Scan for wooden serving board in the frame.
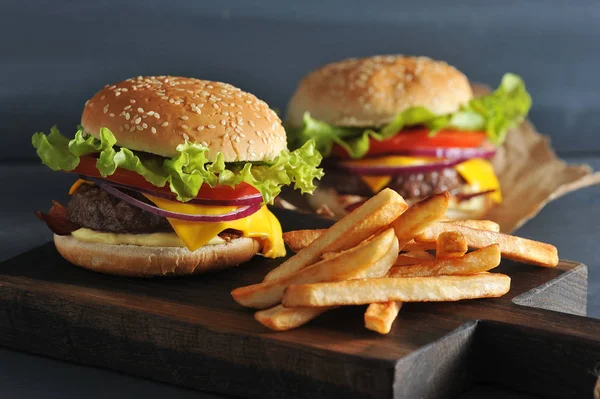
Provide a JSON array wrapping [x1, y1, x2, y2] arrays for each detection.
[[0, 208, 598, 399]]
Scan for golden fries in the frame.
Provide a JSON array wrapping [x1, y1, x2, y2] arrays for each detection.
[[232, 228, 399, 309], [416, 225, 558, 267], [282, 229, 324, 253], [234, 188, 559, 333], [440, 219, 500, 232], [254, 305, 331, 331], [282, 274, 511, 307], [392, 192, 449, 245], [402, 240, 436, 252], [388, 244, 500, 278], [364, 301, 402, 334], [264, 188, 407, 281], [436, 231, 468, 259]]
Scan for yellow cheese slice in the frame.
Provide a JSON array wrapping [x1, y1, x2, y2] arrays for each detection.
[[142, 194, 285, 258], [69, 179, 93, 194], [454, 159, 502, 203], [345, 155, 502, 203]]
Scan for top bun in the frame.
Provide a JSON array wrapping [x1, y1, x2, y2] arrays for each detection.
[[286, 55, 473, 128], [81, 76, 287, 161]]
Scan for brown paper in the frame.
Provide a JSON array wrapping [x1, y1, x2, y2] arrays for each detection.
[[486, 120, 600, 232], [276, 85, 600, 233]]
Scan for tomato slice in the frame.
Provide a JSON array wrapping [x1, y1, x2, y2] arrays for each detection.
[[70, 155, 260, 200], [332, 128, 488, 158]]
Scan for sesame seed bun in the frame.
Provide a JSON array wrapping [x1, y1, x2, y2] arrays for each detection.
[[286, 55, 473, 128], [81, 76, 286, 162], [54, 234, 261, 277]]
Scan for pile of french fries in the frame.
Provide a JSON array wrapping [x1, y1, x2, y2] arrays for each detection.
[[231, 188, 559, 334]]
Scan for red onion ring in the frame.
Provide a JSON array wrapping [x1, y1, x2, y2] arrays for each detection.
[[333, 158, 468, 176], [80, 175, 263, 206], [391, 146, 496, 159], [91, 178, 261, 222]]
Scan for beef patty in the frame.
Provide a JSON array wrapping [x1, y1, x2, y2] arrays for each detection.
[[320, 167, 465, 200], [67, 184, 241, 240], [67, 184, 172, 234]]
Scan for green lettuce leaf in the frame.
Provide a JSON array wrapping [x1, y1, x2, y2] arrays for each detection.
[[288, 73, 531, 158], [32, 127, 323, 204]]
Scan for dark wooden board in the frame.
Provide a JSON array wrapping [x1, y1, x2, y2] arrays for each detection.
[[0, 208, 598, 399]]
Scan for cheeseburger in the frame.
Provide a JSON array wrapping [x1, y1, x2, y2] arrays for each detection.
[[32, 76, 323, 277], [286, 55, 531, 219]]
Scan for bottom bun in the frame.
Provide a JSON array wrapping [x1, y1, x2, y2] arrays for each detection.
[[54, 234, 260, 277], [306, 186, 494, 220]]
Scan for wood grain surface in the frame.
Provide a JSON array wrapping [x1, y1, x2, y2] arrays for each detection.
[[0, 208, 598, 399]]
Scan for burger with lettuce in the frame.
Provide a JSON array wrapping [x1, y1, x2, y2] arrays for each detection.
[[32, 76, 323, 277], [286, 55, 531, 219]]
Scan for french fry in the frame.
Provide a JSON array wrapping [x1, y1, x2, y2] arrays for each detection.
[[364, 301, 402, 334], [231, 229, 399, 309], [255, 305, 332, 331], [415, 225, 559, 267], [282, 229, 325, 253], [402, 240, 436, 252], [283, 218, 498, 254], [436, 231, 468, 259], [387, 244, 500, 278], [282, 274, 511, 307], [391, 192, 450, 246], [394, 255, 428, 267], [264, 188, 407, 281], [404, 250, 434, 260], [440, 219, 500, 232]]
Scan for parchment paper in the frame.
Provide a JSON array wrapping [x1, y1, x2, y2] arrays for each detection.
[[276, 85, 600, 233]]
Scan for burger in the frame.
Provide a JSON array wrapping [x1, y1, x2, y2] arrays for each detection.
[[32, 76, 323, 277], [285, 55, 531, 219]]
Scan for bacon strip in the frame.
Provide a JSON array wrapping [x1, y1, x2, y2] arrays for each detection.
[[34, 201, 80, 235]]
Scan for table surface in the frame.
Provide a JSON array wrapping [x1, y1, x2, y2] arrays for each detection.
[[1, 159, 598, 399]]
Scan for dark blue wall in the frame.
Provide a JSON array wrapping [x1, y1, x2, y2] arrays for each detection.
[[2, 0, 599, 160]]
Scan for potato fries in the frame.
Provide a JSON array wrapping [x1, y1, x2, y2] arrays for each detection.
[[392, 192, 449, 245], [234, 188, 558, 334], [364, 302, 402, 334], [265, 188, 407, 281], [254, 305, 331, 331], [282, 274, 511, 307], [388, 244, 500, 278], [232, 228, 399, 309], [416, 225, 558, 267], [436, 231, 468, 259]]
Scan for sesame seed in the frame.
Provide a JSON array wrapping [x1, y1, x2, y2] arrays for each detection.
[[249, 139, 255, 144], [251, 152, 257, 157], [115, 92, 121, 96], [181, 125, 189, 129], [208, 124, 216, 129], [161, 122, 169, 127], [151, 127, 157, 134], [181, 116, 189, 120], [147, 111, 154, 116], [137, 107, 144, 113], [183, 133, 190, 140], [248, 121, 255, 127], [213, 104, 219, 109], [109, 113, 115, 117], [124, 105, 131, 110], [220, 120, 226, 125], [136, 125, 143, 131], [125, 113, 131, 120], [129, 127, 135, 132], [134, 117, 141, 124], [130, 99, 136, 104], [142, 123, 148, 129], [197, 126, 204, 131]]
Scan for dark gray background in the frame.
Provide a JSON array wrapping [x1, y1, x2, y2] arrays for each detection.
[[1, 1, 599, 398]]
